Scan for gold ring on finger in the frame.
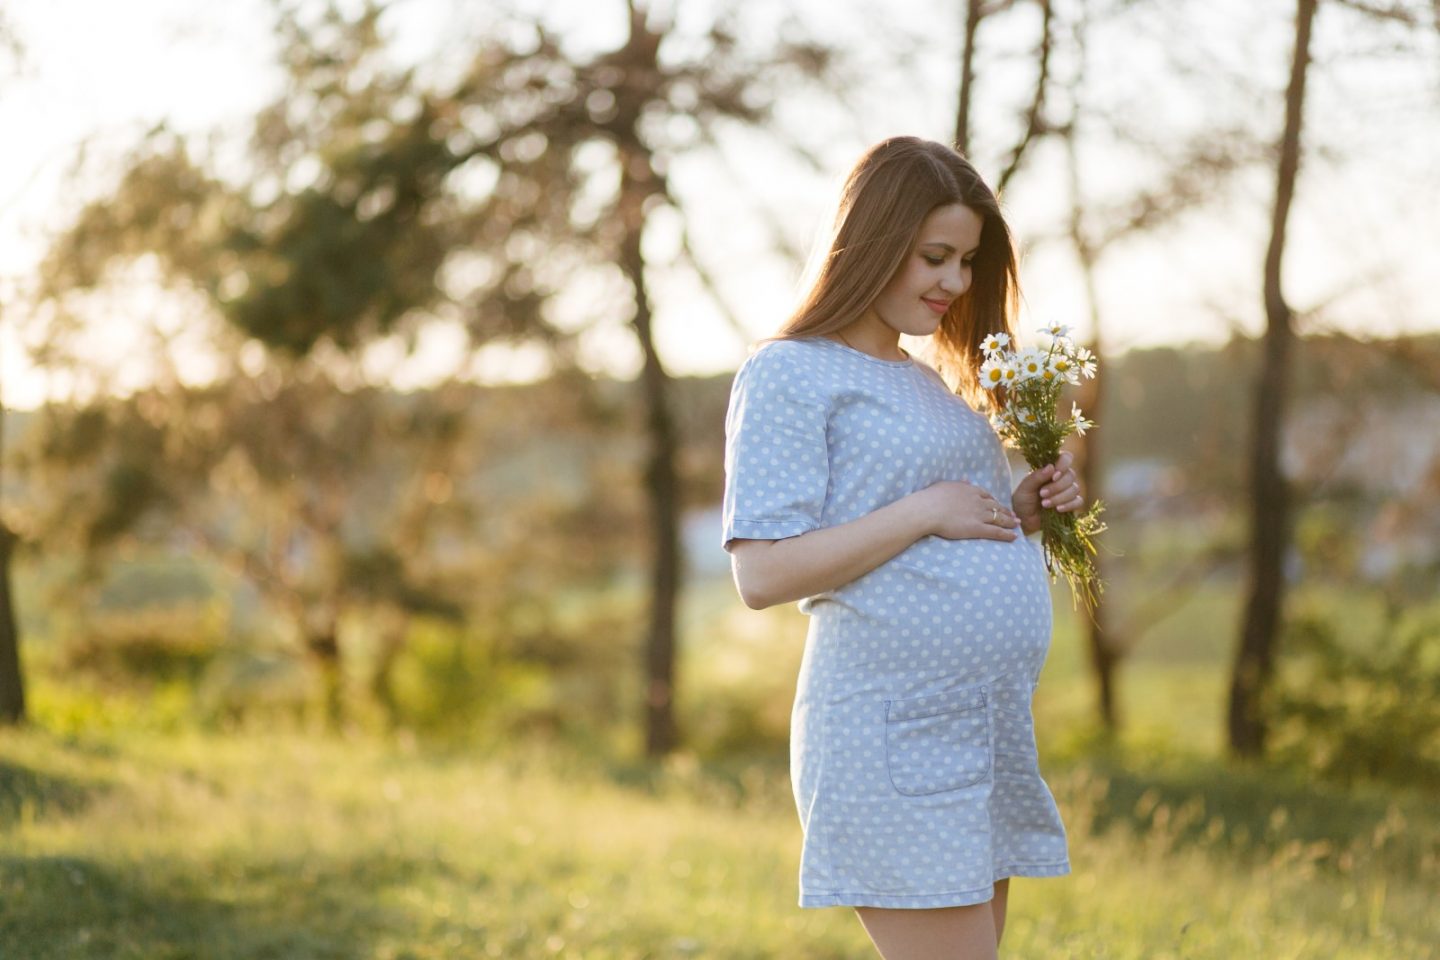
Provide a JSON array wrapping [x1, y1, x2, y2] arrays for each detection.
[[990, 506, 998, 522]]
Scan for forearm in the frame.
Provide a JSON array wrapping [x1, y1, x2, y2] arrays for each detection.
[[731, 495, 931, 610]]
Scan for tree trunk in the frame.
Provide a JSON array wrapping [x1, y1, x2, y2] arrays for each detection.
[[619, 171, 681, 760], [0, 523, 23, 726], [1064, 119, 1119, 733], [1072, 266, 1117, 732], [0, 394, 24, 726], [305, 620, 344, 730], [1075, 357, 1117, 731], [954, 0, 985, 153], [617, 4, 681, 760], [1228, 0, 1316, 759], [368, 608, 409, 729]]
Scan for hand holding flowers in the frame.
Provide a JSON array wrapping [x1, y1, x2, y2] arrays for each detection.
[[980, 324, 1107, 612]]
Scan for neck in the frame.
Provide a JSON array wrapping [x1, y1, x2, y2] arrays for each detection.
[[837, 324, 908, 362]]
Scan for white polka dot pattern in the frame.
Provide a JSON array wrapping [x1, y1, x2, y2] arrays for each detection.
[[720, 336, 1071, 909], [884, 684, 990, 796]]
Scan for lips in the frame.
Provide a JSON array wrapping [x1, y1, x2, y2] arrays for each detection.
[[921, 297, 950, 315]]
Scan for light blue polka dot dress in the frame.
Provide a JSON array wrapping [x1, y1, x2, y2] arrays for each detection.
[[720, 336, 1071, 909]]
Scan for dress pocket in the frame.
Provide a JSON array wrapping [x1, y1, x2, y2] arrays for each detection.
[[883, 684, 991, 797]]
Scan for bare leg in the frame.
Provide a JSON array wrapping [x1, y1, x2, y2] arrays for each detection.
[[990, 878, 1010, 947], [854, 902, 998, 960]]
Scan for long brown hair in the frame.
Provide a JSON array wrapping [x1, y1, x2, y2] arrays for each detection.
[[759, 136, 1019, 411]]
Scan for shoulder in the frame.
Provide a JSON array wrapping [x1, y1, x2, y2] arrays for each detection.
[[742, 336, 823, 369], [734, 337, 828, 386], [913, 356, 950, 390]]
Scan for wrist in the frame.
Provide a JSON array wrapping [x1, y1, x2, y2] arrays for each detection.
[[895, 490, 937, 540]]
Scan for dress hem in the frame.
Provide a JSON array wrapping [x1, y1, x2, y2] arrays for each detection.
[[797, 859, 1071, 909]]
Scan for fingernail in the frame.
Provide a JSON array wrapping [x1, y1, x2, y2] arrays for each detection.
[[1042, 499, 1051, 507]]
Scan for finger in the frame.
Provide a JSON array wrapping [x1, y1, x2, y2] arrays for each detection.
[[1039, 472, 1073, 498], [981, 502, 1017, 522], [1051, 468, 1076, 486], [1041, 483, 1080, 508]]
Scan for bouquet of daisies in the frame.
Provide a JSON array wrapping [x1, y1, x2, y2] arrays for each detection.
[[979, 323, 1107, 612]]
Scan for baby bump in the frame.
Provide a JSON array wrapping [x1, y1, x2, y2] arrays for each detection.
[[861, 535, 1054, 668]]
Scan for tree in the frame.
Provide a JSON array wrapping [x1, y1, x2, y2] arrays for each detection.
[[0, 9, 26, 725], [1228, 0, 1439, 756], [29, 0, 838, 752], [1226, 0, 1317, 758], [15, 363, 475, 726]]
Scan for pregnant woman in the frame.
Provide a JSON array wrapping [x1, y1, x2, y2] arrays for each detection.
[[720, 136, 1086, 960]]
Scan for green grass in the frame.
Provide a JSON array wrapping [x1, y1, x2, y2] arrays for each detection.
[[3, 556, 1437, 957], [2, 715, 1437, 959]]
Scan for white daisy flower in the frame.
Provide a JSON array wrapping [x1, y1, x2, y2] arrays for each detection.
[[1049, 355, 1081, 385], [980, 331, 1011, 355], [1016, 348, 1045, 381], [1038, 322, 1071, 339], [979, 356, 1007, 390], [1000, 363, 1018, 385], [1015, 406, 1039, 426], [1070, 401, 1094, 436], [1073, 346, 1098, 378]]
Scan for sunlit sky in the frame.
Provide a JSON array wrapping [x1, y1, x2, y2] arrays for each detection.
[[1, 0, 1437, 409]]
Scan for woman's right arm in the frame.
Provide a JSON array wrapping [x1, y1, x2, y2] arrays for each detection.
[[727, 481, 1020, 610]]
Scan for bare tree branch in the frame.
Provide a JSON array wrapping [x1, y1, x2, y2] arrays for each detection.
[[996, 0, 1053, 194], [956, 0, 985, 152], [1330, 0, 1425, 25]]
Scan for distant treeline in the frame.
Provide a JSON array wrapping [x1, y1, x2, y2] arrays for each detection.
[[8, 332, 1434, 512]]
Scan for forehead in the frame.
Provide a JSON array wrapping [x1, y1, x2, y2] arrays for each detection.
[[915, 203, 983, 248]]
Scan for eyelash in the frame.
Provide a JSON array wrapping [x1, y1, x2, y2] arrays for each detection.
[[924, 256, 974, 267]]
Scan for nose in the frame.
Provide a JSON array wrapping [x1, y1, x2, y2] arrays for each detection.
[[938, 262, 968, 296]]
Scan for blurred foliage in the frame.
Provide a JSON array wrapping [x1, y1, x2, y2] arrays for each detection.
[[7, 328, 1438, 734], [56, 602, 228, 690], [35, 0, 838, 363], [1267, 601, 1440, 791]]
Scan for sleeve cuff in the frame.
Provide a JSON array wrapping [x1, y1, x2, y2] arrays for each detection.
[[721, 517, 818, 551]]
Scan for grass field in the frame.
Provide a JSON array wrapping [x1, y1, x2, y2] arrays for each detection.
[[2, 563, 1437, 958], [2, 697, 1437, 957]]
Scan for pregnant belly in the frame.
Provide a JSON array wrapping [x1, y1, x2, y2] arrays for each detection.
[[806, 532, 1054, 682], [891, 532, 1051, 596], [881, 534, 1052, 661], [804, 533, 1055, 699]]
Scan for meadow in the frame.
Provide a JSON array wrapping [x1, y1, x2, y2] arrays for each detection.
[[2, 562, 1437, 959]]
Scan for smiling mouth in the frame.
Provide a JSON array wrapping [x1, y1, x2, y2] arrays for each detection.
[[922, 298, 950, 313]]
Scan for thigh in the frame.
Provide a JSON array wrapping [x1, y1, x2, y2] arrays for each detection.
[[854, 902, 998, 960], [990, 878, 1010, 945]]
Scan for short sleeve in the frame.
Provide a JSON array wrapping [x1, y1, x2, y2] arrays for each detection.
[[720, 345, 832, 553]]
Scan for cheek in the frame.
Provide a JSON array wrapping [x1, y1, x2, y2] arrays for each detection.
[[878, 262, 922, 303], [898, 260, 937, 295]]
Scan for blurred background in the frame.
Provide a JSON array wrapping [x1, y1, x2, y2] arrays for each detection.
[[0, 1, 1437, 957]]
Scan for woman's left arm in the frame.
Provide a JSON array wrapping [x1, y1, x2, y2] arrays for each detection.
[[1012, 449, 1085, 536]]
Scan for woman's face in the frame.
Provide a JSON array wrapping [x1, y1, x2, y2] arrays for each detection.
[[865, 202, 983, 337]]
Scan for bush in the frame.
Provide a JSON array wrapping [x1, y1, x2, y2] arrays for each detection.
[[1267, 603, 1440, 790], [56, 602, 229, 689]]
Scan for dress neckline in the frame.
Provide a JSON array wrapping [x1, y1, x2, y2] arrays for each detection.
[[812, 335, 915, 367]]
